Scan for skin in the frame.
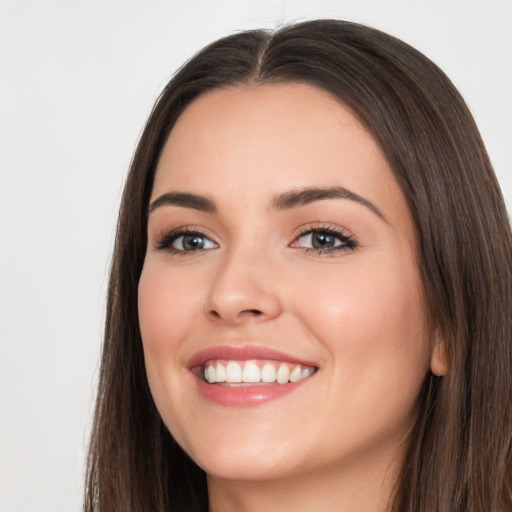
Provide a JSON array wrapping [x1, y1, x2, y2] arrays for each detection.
[[138, 83, 445, 512]]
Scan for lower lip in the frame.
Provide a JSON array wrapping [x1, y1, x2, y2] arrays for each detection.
[[193, 374, 312, 407]]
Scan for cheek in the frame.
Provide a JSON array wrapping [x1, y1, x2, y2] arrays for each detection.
[[292, 257, 430, 393], [137, 261, 203, 443], [138, 261, 203, 353], [291, 259, 430, 450], [137, 262, 200, 404], [297, 258, 423, 330]]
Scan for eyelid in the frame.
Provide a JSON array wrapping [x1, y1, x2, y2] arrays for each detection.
[[290, 222, 358, 253], [152, 222, 357, 255], [153, 225, 219, 253]]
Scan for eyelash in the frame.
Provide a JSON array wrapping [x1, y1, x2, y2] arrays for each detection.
[[293, 224, 358, 255], [154, 223, 358, 256], [154, 227, 214, 254]]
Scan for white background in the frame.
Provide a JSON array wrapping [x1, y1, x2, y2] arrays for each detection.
[[0, 1, 510, 511]]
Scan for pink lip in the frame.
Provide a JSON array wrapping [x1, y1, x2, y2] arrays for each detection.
[[187, 345, 316, 368], [188, 345, 318, 408], [194, 377, 312, 407]]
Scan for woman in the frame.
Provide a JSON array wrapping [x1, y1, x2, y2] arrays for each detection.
[[84, 19, 512, 512]]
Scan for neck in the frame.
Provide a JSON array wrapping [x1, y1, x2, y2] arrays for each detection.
[[207, 444, 402, 512]]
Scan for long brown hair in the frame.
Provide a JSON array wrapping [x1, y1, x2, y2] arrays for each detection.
[[85, 19, 512, 512]]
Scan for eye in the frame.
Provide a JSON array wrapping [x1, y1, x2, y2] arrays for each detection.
[[296, 232, 341, 249], [155, 229, 218, 253], [173, 233, 217, 251], [291, 226, 357, 254]]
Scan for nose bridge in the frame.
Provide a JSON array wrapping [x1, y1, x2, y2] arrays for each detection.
[[206, 238, 282, 324]]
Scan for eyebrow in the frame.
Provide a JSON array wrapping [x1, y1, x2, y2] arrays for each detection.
[[149, 186, 386, 222], [149, 192, 217, 214], [271, 186, 387, 222]]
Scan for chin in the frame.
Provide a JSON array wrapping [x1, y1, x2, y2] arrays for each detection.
[[173, 422, 309, 482], [197, 449, 300, 482]]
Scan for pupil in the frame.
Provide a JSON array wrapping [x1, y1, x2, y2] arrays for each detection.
[[312, 233, 335, 248], [184, 235, 204, 250]]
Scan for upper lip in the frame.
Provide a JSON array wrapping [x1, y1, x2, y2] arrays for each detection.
[[187, 345, 317, 369]]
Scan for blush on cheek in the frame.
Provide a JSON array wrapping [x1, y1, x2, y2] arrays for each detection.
[[138, 267, 179, 355], [301, 263, 427, 367]]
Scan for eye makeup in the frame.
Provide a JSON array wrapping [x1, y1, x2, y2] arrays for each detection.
[[153, 221, 358, 257], [290, 223, 358, 255]]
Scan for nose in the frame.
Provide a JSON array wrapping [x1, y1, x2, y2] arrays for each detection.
[[205, 248, 283, 326]]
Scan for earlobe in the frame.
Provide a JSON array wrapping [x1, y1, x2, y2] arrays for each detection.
[[430, 337, 449, 376]]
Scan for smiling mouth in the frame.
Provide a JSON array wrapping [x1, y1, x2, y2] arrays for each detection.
[[201, 359, 317, 385]]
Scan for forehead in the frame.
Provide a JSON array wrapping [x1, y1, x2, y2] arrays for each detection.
[[153, 83, 410, 231]]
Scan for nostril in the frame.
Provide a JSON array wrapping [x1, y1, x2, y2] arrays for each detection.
[[240, 309, 263, 316], [208, 308, 262, 322]]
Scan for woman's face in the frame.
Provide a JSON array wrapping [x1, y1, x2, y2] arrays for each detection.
[[138, 83, 438, 482]]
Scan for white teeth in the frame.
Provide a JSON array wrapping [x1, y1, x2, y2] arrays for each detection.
[[261, 363, 276, 382], [207, 363, 216, 383], [289, 365, 302, 383], [276, 363, 290, 384], [243, 361, 261, 383], [216, 362, 226, 382], [301, 366, 315, 379], [202, 360, 316, 385], [225, 361, 242, 382]]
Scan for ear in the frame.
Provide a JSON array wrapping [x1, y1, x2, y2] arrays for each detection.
[[430, 335, 449, 376]]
